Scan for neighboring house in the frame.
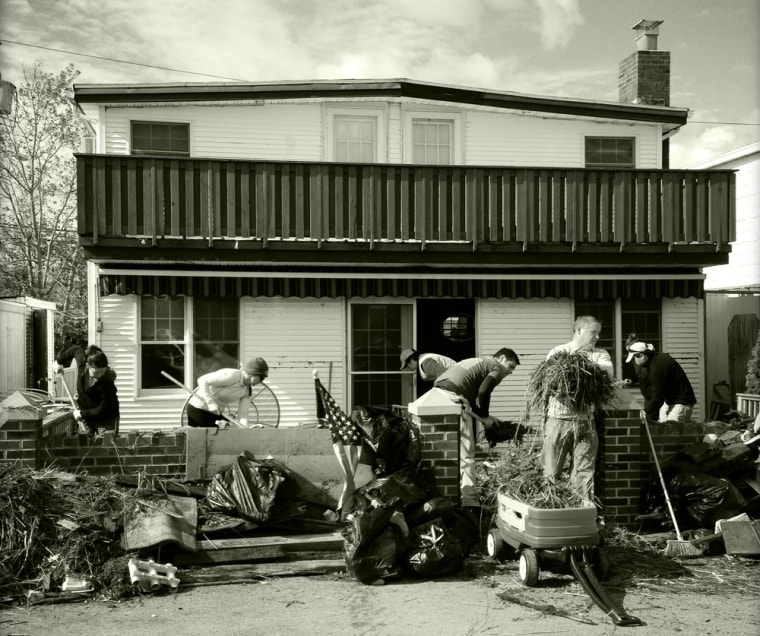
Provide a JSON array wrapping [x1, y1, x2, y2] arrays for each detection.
[[72, 23, 734, 429], [692, 142, 760, 403], [0, 297, 56, 395]]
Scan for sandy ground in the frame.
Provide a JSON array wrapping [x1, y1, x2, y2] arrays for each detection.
[[3, 550, 759, 636]]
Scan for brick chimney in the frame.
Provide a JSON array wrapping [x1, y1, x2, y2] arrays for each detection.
[[618, 19, 670, 106]]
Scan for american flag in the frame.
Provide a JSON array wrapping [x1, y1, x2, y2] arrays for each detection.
[[315, 376, 365, 514]]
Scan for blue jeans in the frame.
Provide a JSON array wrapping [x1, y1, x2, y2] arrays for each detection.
[[541, 415, 598, 504]]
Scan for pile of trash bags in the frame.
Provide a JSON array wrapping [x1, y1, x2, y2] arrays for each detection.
[[341, 406, 479, 584]]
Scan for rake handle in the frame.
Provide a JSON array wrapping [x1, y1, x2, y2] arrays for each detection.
[[640, 410, 684, 540]]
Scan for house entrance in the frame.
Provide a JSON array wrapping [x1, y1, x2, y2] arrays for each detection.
[[415, 299, 476, 397]]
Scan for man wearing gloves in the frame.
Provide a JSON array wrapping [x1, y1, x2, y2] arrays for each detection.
[[625, 334, 695, 424], [187, 357, 270, 428]]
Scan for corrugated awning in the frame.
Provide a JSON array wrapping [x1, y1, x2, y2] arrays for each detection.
[[99, 274, 703, 300]]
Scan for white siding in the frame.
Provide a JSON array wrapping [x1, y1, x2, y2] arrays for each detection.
[[101, 99, 663, 169], [478, 298, 574, 422], [99, 294, 188, 429], [241, 297, 345, 427], [105, 104, 324, 160], [466, 111, 660, 168], [662, 297, 705, 420]]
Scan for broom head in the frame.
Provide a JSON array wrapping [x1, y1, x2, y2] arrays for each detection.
[[663, 538, 703, 558]]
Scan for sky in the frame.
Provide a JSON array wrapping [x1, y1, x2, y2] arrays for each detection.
[[0, 0, 757, 168]]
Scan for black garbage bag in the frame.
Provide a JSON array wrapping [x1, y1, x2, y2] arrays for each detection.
[[343, 507, 404, 584], [351, 406, 421, 476], [669, 472, 749, 528], [405, 517, 465, 578], [206, 451, 284, 523], [358, 464, 434, 512]]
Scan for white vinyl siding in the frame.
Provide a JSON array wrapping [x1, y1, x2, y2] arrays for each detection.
[[101, 100, 663, 168], [466, 110, 660, 168], [99, 295, 190, 429], [662, 297, 705, 420], [478, 298, 574, 421], [105, 104, 324, 160], [241, 297, 345, 427]]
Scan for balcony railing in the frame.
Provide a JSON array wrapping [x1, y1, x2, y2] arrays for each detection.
[[77, 155, 735, 252]]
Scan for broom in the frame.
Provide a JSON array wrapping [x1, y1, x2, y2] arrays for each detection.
[[639, 410, 702, 558]]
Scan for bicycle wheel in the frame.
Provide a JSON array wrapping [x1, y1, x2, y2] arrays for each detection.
[[244, 383, 280, 428], [180, 384, 280, 428]]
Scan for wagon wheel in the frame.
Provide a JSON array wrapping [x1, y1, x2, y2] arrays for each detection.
[[486, 528, 509, 563], [180, 384, 280, 428], [519, 549, 540, 587]]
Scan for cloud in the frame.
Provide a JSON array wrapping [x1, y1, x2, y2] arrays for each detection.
[[532, 0, 584, 50]]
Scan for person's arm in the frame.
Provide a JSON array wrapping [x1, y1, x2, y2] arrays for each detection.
[[643, 362, 667, 420], [593, 349, 614, 378], [474, 372, 501, 417]]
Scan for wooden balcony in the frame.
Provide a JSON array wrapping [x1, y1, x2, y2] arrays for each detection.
[[76, 155, 735, 266]]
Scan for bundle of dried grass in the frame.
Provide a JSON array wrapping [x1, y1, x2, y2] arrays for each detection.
[[524, 350, 616, 420], [477, 445, 585, 509]]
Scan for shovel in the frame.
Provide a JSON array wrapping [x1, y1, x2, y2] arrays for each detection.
[[60, 379, 89, 434]]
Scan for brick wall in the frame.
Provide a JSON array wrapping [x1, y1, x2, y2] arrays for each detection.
[[599, 411, 708, 526], [0, 410, 186, 478], [2, 406, 715, 528]]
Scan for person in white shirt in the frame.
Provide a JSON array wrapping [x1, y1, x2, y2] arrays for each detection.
[[188, 357, 269, 428], [541, 316, 613, 505], [399, 349, 456, 381]]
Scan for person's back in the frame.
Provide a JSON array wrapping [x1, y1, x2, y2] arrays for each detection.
[[435, 357, 508, 408], [417, 352, 456, 382]]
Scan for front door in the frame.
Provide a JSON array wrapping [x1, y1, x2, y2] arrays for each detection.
[[415, 299, 476, 396]]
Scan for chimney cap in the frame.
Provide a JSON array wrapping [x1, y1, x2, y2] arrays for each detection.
[[632, 19, 663, 35]]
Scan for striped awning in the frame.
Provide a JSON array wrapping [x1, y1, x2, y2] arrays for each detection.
[[99, 274, 703, 300]]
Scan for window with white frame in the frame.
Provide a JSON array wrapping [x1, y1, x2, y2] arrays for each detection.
[[350, 302, 414, 408], [412, 119, 453, 164], [139, 296, 239, 390], [584, 137, 635, 168]]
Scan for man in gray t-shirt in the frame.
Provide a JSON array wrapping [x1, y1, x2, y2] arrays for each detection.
[[434, 348, 520, 507]]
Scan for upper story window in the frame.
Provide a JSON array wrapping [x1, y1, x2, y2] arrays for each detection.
[[333, 115, 376, 162], [403, 111, 461, 165], [585, 137, 635, 168], [326, 106, 386, 163], [131, 121, 190, 157], [412, 119, 453, 164]]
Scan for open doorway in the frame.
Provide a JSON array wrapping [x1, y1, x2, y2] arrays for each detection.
[[415, 299, 476, 397]]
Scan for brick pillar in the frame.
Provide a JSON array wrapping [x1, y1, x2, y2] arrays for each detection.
[[408, 388, 461, 501], [0, 406, 44, 467]]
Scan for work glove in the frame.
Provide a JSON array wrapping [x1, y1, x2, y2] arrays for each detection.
[[53, 361, 65, 374], [73, 409, 83, 421]]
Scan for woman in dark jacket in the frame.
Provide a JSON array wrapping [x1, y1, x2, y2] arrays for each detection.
[[72, 346, 120, 434], [626, 335, 695, 423]]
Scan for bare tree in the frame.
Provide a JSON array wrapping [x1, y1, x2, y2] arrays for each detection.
[[0, 63, 87, 341]]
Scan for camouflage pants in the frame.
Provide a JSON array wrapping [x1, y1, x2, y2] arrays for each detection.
[[541, 415, 598, 504]]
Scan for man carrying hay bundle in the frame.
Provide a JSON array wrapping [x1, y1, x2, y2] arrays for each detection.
[[535, 316, 614, 506]]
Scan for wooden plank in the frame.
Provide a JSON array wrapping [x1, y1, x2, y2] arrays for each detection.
[[399, 167, 410, 240], [385, 168, 396, 240], [111, 158, 122, 237], [179, 559, 346, 586], [635, 175, 647, 242], [226, 165, 236, 237], [450, 168, 461, 240], [127, 160, 138, 235], [240, 163, 250, 238], [501, 171, 512, 242], [415, 168, 427, 249], [172, 546, 286, 566], [347, 166, 357, 239], [184, 163, 195, 237], [197, 531, 344, 552], [170, 160, 180, 236], [649, 172, 660, 242], [538, 170, 549, 242]]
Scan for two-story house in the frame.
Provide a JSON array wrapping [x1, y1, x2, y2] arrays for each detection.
[[72, 22, 734, 430]]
